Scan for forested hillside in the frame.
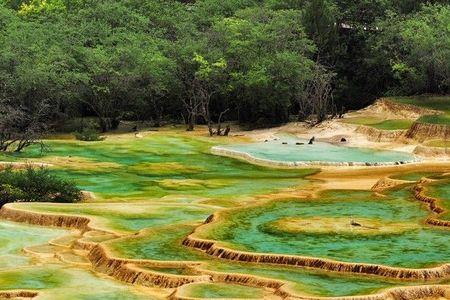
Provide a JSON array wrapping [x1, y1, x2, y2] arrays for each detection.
[[0, 0, 449, 132]]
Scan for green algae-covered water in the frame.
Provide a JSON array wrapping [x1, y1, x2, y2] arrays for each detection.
[[0, 221, 69, 269], [200, 188, 450, 268], [219, 135, 414, 163], [179, 282, 265, 298], [2, 132, 449, 298], [107, 222, 436, 298], [428, 178, 450, 220], [108, 224, 207, 261], [22, 202, 213, 233], [202, 262, 424, 297], [10, 134, 313, 201], [0, 265, 156, 299]]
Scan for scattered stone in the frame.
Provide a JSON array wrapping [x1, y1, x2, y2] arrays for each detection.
[[340, 137, 347, 142], [350, 220, 362, 227]]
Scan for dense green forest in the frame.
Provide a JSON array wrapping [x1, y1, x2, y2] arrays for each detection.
[[0, 0, 449, 134]]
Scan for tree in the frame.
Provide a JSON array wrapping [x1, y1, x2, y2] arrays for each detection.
[[211, 8, 317, 125], [299, 65, 335, 123], [0, 98, 51, 152], [190, 54, 227, 134], [372, 4, 450, 95]]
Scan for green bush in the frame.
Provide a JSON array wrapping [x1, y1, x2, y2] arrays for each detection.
[[0, 166, 82, 207], [73, 128, 104, 141]]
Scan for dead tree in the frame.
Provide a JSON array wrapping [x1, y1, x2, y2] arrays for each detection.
[[0, 99, 51, 152], [216, 108, 230, 136], [306, 66, 334, 124], [298, 65, 334, 124]]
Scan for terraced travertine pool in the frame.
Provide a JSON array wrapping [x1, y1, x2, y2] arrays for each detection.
[[0, 221, 154, 299], [195, 188, 450, 268], [215, 135, 415, 165], [426, 177, 450, 220], [8, 134, 312, 202], [0, 131, 449, 299]]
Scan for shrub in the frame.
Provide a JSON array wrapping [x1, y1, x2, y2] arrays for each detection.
[[73, 128, 104, 141], [0, 166, 82, 207]]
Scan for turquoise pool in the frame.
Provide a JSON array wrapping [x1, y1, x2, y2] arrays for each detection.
[[216, 135, 415, 164]]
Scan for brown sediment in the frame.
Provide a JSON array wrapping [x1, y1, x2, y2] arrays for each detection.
[[0, 161, 51, 170], [0, 204, 91, 232], [169, 281, 450, 300], [3, 204, 450, 300], [412, 184, 445, 215], [0, 204, 211, 289], [311, 162, 450, 179], [371, 177, 411, 192], [363, 98, 439, 119], [0, 290, 39, 299], [412, 180, 450, 229], [308, 162, 450, 193], [426, 218, 450, 228], [355, 126, 406, 143], [405, 123, 450, 142], [310, 284, 450, 300], [86, 244, 211, 288], [182, 210, 450, 281], [413, 145, 450, 158]]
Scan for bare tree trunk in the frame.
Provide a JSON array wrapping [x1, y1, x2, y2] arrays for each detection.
[[216, 108, 230, 136], [186, 112, 195, 131]]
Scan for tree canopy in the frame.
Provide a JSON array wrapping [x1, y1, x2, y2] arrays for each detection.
[[0, 0, 448, 131]]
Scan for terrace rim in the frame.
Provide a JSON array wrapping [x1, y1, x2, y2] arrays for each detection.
[[211, 146, 420, 168]]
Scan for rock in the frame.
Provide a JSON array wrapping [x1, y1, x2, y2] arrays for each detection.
[[350, 220, 362, 227]]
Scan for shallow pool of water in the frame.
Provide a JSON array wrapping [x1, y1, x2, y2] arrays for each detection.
[[219, 135, 415, 164], [10, 134, 313, 201], [0, 221, 69, 269], [180, 282, 264, 298], [200, 189, 450, 268], [0, 265, 155, 299]]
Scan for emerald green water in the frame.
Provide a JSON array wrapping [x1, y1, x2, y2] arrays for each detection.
[[24, 203, 212, 233], [107, 222, 424, 297], [9, 134, 312, 201], [0, 221, 68, 269], [203, 263, 424, 297], [220, 135, 414, 163], [2, 133, 449, 298], [391, 172, 438, 181], [428, 179, 450, 220], [0, 220, 156, 299], [109, 224, 207, 261], [201, 188, 450, 268], [181, 282, 264, 298], [0, 265, 155, 299]]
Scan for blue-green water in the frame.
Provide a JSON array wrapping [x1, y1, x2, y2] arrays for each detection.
[[7, 134, 313, 201], [0, 221, 68, 269], [220, 135, 414, 163], [203, 189, 450, 268]]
